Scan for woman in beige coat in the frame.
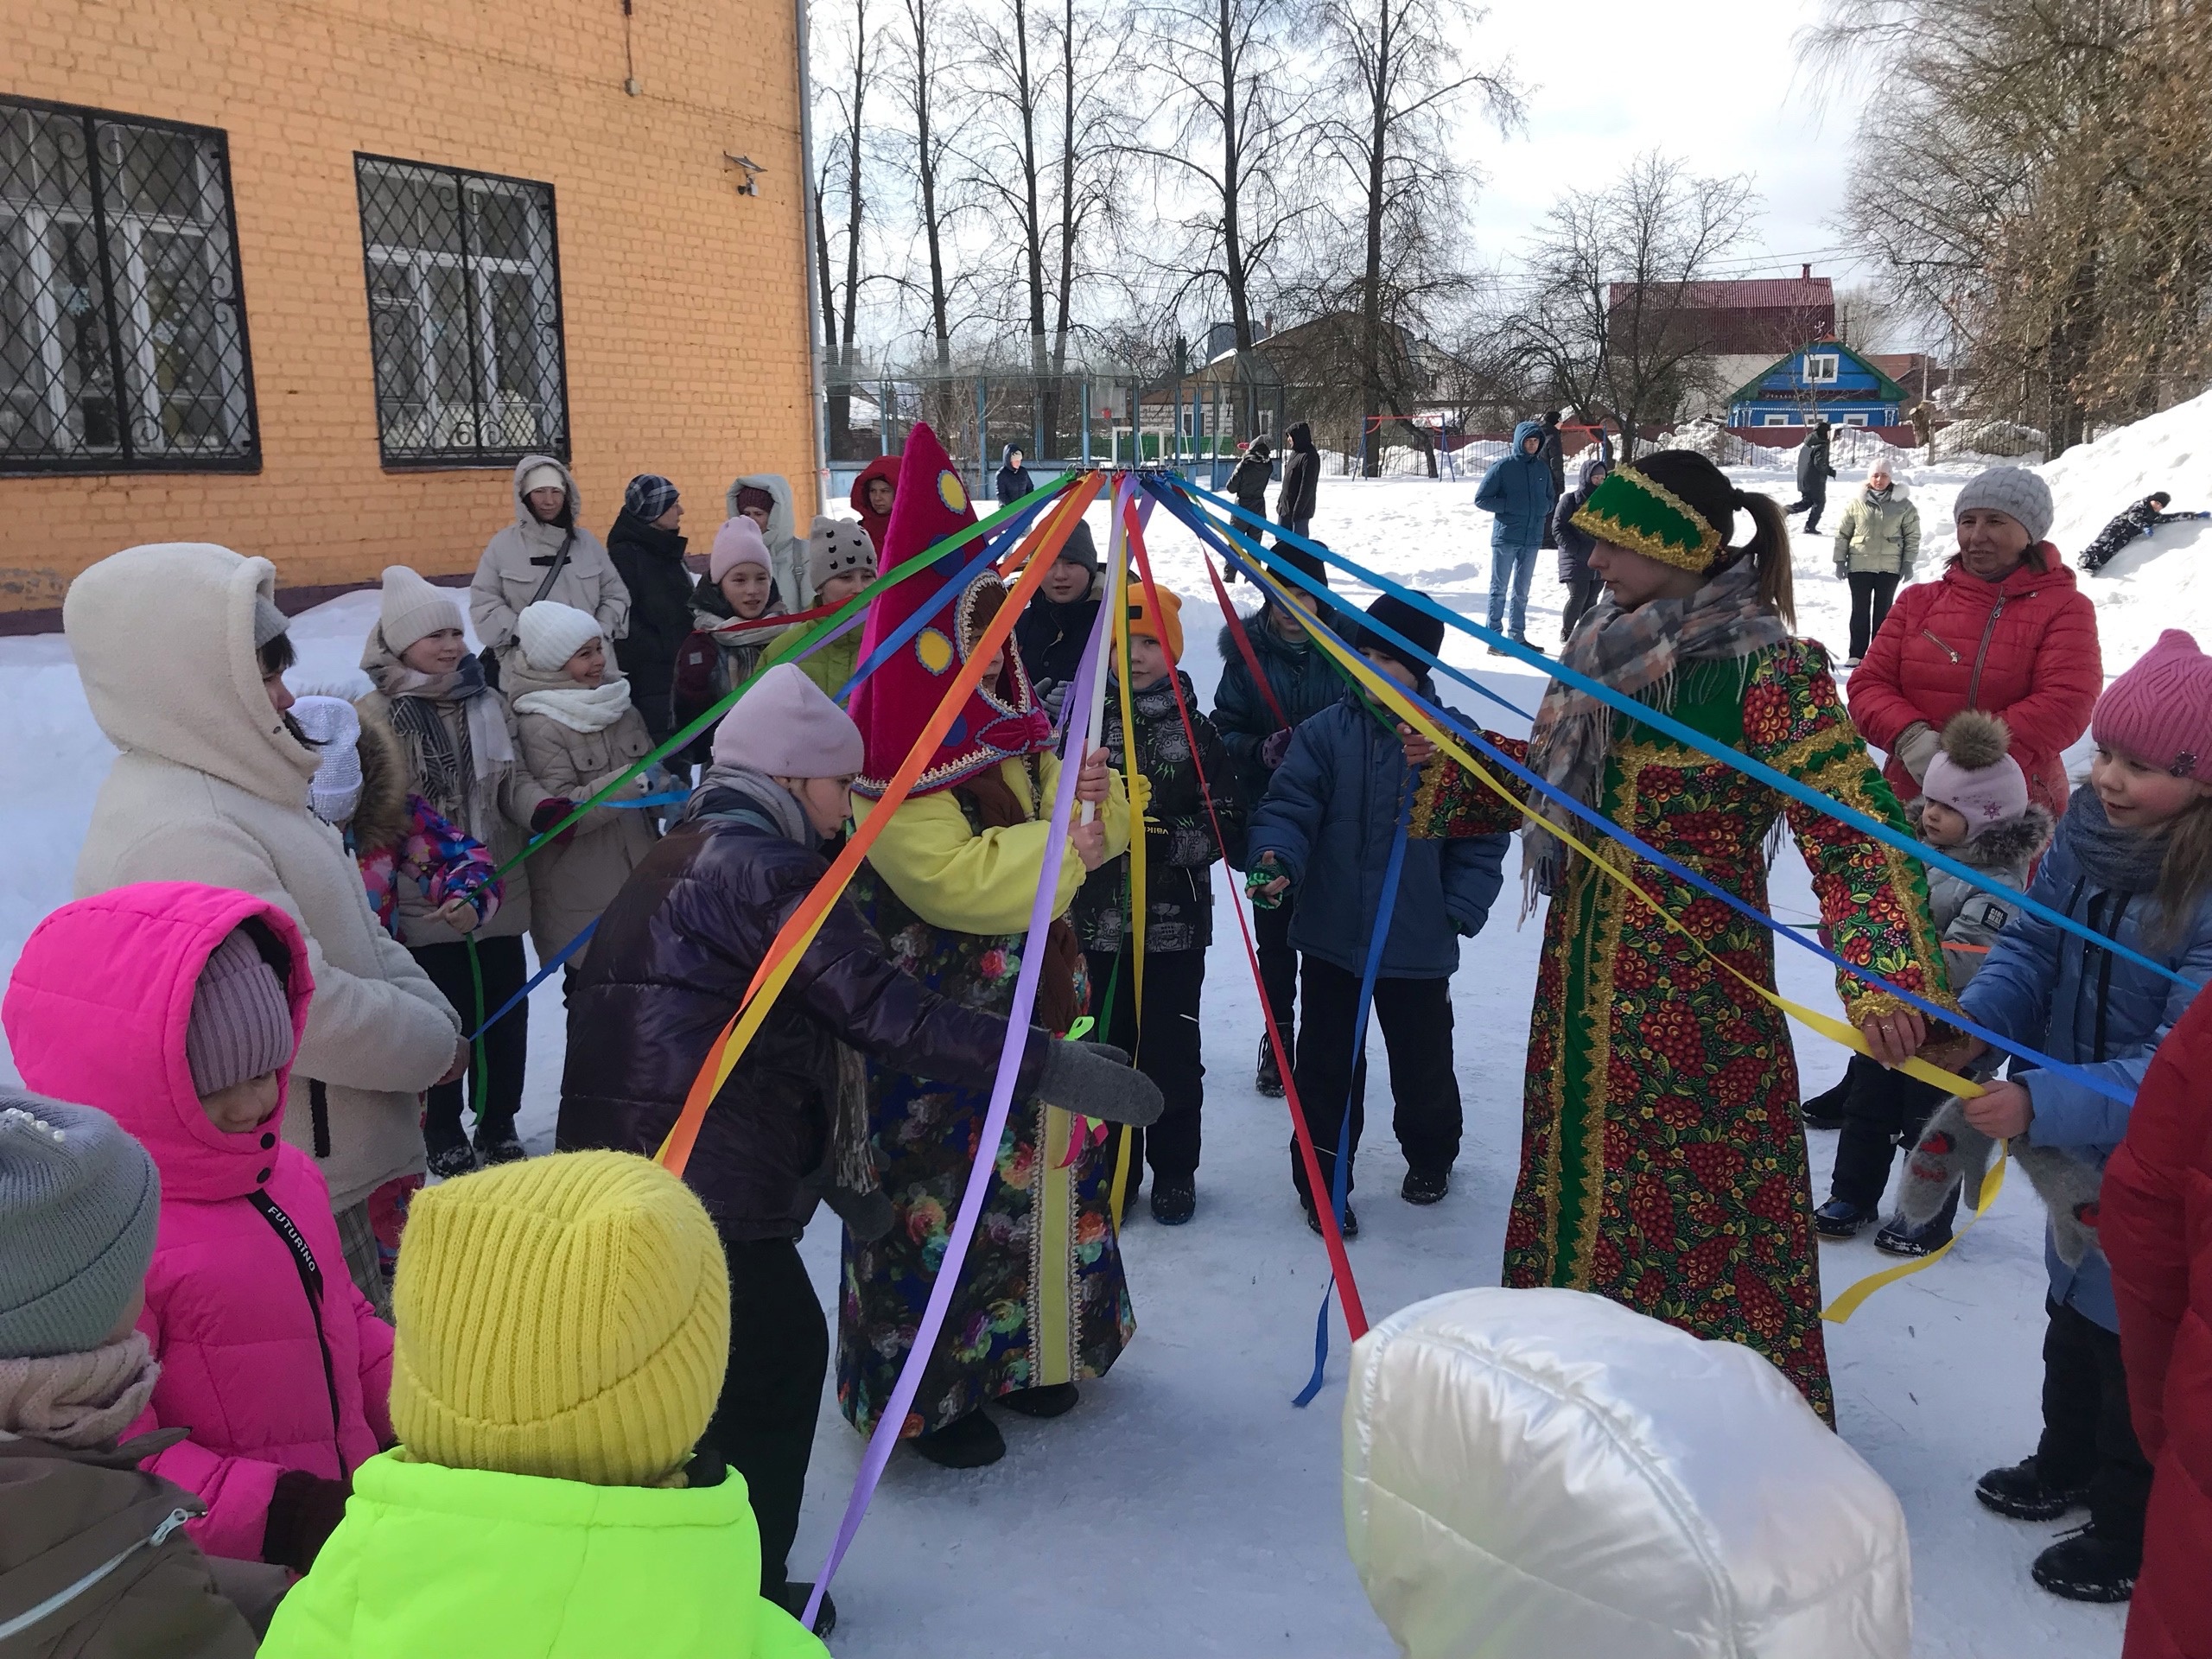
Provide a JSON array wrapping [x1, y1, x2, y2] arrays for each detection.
[[505, 601, 661, 972], [360, 567, 560, 1177], [469, 454, 631, 661], [65, 543, 463, 1310], [1831, 455, 1923, 665]]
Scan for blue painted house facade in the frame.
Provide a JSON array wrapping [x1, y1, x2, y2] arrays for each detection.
[[1727, 342, 1909, 429]]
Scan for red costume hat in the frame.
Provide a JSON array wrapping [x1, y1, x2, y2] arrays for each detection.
[[849, 423, 1053, 798]]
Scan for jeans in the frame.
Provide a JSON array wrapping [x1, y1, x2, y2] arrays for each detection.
[[1487, 536, 1541, 639], [411, 936, 528, 1138], [2037, 1297, 2153, 1547], [1847, 570, 1901, 659], [1560, 570, 1603, 641], [1281, 515, 1312, 540], [1090, 947, 1207, 1188], [1288, 957, 1460, 1204]]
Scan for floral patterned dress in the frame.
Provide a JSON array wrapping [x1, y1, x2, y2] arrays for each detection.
[[837, 793, 1133, 1438], [1424, 639, 1951, 1421]]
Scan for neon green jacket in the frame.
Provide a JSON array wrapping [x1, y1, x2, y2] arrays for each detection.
[[259, 1452, 825, 1658]]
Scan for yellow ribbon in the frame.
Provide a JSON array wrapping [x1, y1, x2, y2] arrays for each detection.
[[1107, 530, 1148, 1228], [1821, 1147, 2007, 1322]]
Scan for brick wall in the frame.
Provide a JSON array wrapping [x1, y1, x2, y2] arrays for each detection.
[[1, 0, 818, 616]]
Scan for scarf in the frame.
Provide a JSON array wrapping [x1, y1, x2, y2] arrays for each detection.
[[364, 646, 517, 843], [2060, 786, 2170, 895], [511, 676, 635, 734], [0, 1333, 159, 1449], [681, 763, 815, 845], [1522, 559, 1788, 894]]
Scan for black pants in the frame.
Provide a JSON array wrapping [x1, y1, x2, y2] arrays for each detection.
[[1091, 948, 1206, 1190], [702, 1235, 828, 1597], [1254, 891, 1300, 1054], [1827, 1052, 1959, 1227], [1847, 570, 1901, 660], [1289, 957, 1459, 1203], [2037, 1297, 2153, 1547], [411, 936, 528, 1137], [1560, 570, 1603, 641], [1789, 490, 1827, 533]]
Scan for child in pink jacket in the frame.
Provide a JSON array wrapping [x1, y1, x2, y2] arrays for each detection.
[[3, 881, 392, 1572]]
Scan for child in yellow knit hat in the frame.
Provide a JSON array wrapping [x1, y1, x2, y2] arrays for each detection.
[[259, 1151, 826, 1658]]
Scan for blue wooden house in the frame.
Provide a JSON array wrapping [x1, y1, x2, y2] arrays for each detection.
[[1727, 342, 1908, 429]]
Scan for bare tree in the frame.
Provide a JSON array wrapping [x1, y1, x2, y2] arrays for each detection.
[[887, 0, 971, 402], [813, 0, 881, 455]]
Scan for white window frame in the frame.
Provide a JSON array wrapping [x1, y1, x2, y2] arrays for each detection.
[[1841, 411, 1870, 427], [1760, 411, 1796, 427], [1803, 353, 1840, 385]]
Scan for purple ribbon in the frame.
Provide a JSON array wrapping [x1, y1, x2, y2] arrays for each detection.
[[801, 587, 1110, 1627]]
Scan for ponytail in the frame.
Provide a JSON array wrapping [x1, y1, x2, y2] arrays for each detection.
[[1625, 450, 1796, 629], [1732, 487, 1796, 629]]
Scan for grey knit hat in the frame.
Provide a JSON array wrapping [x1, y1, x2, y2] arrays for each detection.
[[805, 516, 878, 593], [625, 474, 680, 523], [1954, 466, 2054, 544], [252, 595, 290, 651], [186, 928, 295, 1098], [1056, 518, 1101, 574], [0, 1093, 161, 1359]]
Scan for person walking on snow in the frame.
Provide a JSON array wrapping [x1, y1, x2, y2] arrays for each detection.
[[605, 474, 692, 744], [1783, 418, 1836, 533], [1831, 454, 1921, 664], [2079, 493, 2209, 575], [1473, 419, 1558, 650], [1551, 454, 1610, 644], [1277, 421, 1320, 537], [995, 443, 1035, 505], [471, 456, 630, 667]]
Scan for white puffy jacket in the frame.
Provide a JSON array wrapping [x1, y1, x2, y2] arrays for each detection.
[[1343, 1288, 1910, 1659]]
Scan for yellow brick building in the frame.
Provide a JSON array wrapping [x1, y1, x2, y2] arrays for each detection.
[[0, 0, 819, 624]]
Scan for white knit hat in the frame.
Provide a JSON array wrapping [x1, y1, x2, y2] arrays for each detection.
[[291, 695, 365, 823], [378, 565, 465, 655], [520, 463, 567, 497], [516, 601, 605, 672]]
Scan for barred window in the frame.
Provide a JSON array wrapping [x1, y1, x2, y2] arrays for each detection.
[[355, 156, 569, 467], [0, 99, 257, 473]]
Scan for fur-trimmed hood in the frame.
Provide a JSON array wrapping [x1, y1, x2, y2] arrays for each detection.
[[346, 704, 413, 859], [1904, 794, 2055, 868]]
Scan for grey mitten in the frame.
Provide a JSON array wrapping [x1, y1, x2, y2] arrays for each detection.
[[1893, 722, 1942, 783], [2013, 1142, 2105, 1266], [1033, 1040, 1164, 1125], [1041, 680, 1070, 720], [1897, 1096, 1999, 1224]]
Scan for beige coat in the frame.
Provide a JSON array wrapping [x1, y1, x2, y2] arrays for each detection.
[[1833, 481, 1923, 577], [68, 543, 460, 1211], [469, 454, 631, 654], [505, 658, 662, 961]]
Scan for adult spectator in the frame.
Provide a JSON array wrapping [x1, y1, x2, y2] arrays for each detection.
[[1535, 410, 1566, 548], [470, 455, 629, 664], [995, 443, 1035, 505], [1551, 454, 1610, 643], [1783, 418, 1837, 533], [849, 454, 900, 555], [606, 474, 691, 742], [1473, 419, 1557, 651], [1228, 438, 1274, 528], [727, 474, 807, 614], [1831, 454, 1921, 665], [65, 543, 463, 1311], [1847, 466, 2101, 820], [1277, 422, 1320, 537]]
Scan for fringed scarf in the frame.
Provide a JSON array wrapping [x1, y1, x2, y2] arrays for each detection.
[[363, 648, 516, 844]]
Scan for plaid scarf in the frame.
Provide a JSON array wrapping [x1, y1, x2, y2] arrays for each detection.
[[1522, 559, 1787, 894]]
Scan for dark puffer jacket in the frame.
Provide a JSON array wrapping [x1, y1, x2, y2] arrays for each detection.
[[1552, 455, 1609, 583], [604, 509, 694, 740], [1211, 608, 1347, 805], [1277, 423, 1319, 524], [557, 780, 1049, 1240]]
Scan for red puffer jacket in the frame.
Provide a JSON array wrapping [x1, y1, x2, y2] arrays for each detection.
[[1845, 550, 2101, 817], [2103, 988, 2212, 1659]]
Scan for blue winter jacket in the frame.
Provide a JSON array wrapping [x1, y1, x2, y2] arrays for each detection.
[[1245, 685, 1509, 979], [1961, 798, 2212, 1330], [1211, 611, 1351, 808], [1473, 419, 1558, 549]]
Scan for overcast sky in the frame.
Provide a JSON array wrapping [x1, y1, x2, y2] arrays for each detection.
[[1453, 0, 1872, 287]]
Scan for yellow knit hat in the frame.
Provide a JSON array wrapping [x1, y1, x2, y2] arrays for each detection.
[[390, 1151, 729, 1488]]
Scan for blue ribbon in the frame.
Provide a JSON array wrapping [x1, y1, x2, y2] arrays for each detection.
[[467, 918, 598, 1041], [1166, 474, 2199, 995], [1294, 772, 1416, 1408], [601, 791, 690, 809]]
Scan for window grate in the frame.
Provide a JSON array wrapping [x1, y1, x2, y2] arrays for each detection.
[[0, 97, 258, 474], [354, 154, 569, 467]]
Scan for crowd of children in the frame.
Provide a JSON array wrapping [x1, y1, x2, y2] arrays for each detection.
[[10, 429, 2212, 1655]]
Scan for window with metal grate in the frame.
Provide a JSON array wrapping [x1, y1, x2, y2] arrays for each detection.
[[0, 97, 258, 474], [354, 155, 569, 468]]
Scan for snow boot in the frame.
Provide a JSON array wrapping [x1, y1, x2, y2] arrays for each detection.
[[997, 1383, 1079, 1420], [912, 1410, 1005, 1468], [1402, 1167, 1449, 1205], [2031, 1524, 2139, 1603], [473, 1115, 525, 1166], [778, 1584, 836, 1639], [1305, 1198, 1358, 1239], [1151, 1179, 1196, 1225], [1800, 1075, 1852, 1130], [1976, 1456, 2090, 1522], [425, 1117, 477, 1180], [1255, 1039, 1285, 1099], [1874, 1213, 1952, 1256], [1813, 1197, 1870, 1239]]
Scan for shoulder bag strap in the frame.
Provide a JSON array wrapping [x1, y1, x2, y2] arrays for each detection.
[[527, 527, 579, 607]]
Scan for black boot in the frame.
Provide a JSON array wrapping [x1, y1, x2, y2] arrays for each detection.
[[912, 1410, 1005, 1468], [1305, 1198, 1358, 1239], [996, 1382, 1079, 1419], [1813, 1197, 1871, 1239], [1255, 1038, 1285, 1098], [1976, 1456, 2090, 1521], [777, 1584, 837, 1638], [473, 1115, 525, 1166], [1800, 1074, 1852, 1131], [2031, 1524, 2139, 1603], [1150, 1178, 1196, 1225], [1402, 1167, 1449, 1205], [425, 1116, 477, 1180]]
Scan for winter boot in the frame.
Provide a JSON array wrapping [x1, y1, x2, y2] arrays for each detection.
[[473, 1115, 525, 1166], [1800, 1074, 1852, 1131], [1305, 1198, 1358, 1239], [425, 1116, 477, 1180], [778, 1585, 836, 1639], [912, 1410, 1005, 1468], [1255, 1039, 1285, 1099], [2031, 1524, 2139, 1603], [997, 1383, 1079, 1420], [1402, 1167, 1450, 1205], [1813, 1197, 1870, 1239], [1874, 1213, 1953, 1257], [1150, 1178, 1196, 1225], [1976, 1456, 2090, 1522]]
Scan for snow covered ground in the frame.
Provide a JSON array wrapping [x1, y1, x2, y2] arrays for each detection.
[[4, 396, 2209, 1655]]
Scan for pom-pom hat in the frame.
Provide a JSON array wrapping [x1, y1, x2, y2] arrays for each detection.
[[1570, 466, 1726, 575], [1921, 711, 2031, 831], [2093, 628, 2212, 779]]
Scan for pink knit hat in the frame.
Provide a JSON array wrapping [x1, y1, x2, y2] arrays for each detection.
[[2093, 628, 2212, 778], [186, 928, 295, 1097], [709, 517, 773, 585], [1920, 711, 2030, 831], [710, 663, 865, 777]]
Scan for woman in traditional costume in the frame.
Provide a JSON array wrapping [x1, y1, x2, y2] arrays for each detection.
[[837, 426, 1134, 1468]]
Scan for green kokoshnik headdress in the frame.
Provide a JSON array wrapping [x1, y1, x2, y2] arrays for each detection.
[[1568, 465, 1726, 574]]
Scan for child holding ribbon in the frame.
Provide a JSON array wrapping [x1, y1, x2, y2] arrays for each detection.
[[672, 516, 789, 765]]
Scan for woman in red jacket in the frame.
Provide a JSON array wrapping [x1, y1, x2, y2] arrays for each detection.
[[1846, 466, 2101, 821], [2104, 988, 2212, 1656]]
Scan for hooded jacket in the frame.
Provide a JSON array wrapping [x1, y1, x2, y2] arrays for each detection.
[[995, 444, 1036, 505], [1276, 423, 1319, 524], [1901, 796, 2053, 989], [726, 474, 807, 613], [1245, 685, 1509, 979], [849, 454, 901, 555], [1844, 550, 2101, 817], [3, 884, 394, 1563], [1211, 609, 1347, 804], [258, 1451, 826, 1658], [1796, 425, 1834, 495], [471, 456, 631, 655], [2103, 988, 2212, 1659], [66, 543, 461, 1211], [1228, 445, 1274, 511], [558, 774, 1051, 1240], [1552, 455, 1609, 584], [1343, 1287, 1910, 1659], [1832, 479, 1922, 577], [1474, 420, 1558, 547], [604, 508, 693, 734]]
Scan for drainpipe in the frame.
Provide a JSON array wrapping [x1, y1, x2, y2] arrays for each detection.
[[795, 0, 830, 513]]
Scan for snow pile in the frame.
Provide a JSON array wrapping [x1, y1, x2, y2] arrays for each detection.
[[1936, 416, 2047, 461]]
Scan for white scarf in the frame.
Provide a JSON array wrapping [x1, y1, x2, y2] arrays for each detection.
[[512, 676, 635, 734]]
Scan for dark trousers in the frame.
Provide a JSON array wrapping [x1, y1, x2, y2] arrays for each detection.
[[1789, 490, 1827, 533], [1561, 569, 1603, 641], [1091, 948, 1207, 1189], [411, 936, 528, 1136], [1827, 1053, 1961, 1227], [2038, 1297, 2153, 1547], [1289, 957, 1459, 1203], [1254, 892, 1300, 1053], [702, 1234, 828, 1597], [1847, 570, 1901, 660]]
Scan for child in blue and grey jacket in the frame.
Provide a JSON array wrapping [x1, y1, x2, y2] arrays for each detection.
[[1245, 593, 1509, 1233], [1902, 627, 2212, 1605]]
